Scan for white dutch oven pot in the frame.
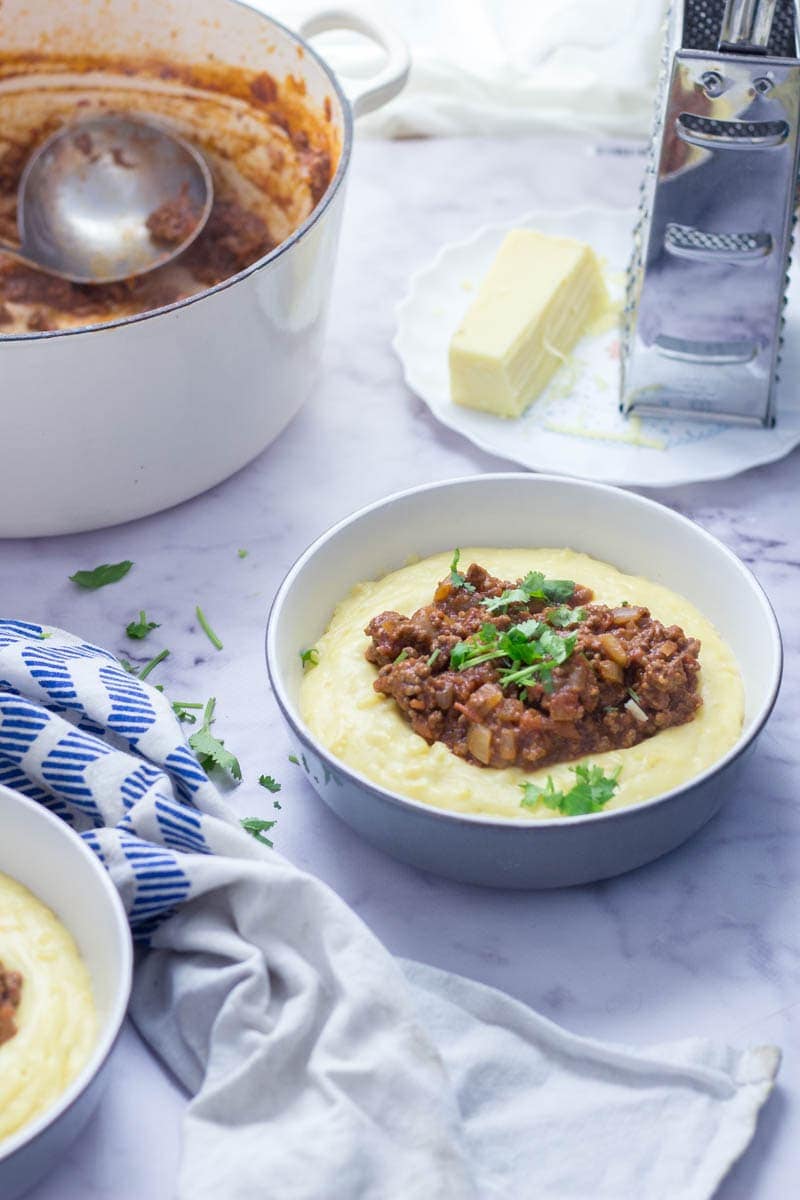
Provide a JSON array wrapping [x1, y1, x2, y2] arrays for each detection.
[[0, 0, 408, 536]]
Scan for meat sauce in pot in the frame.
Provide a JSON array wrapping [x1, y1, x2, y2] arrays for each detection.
[[0, 53, 337, 333]]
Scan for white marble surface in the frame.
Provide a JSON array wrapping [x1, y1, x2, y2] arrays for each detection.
[[3, 135, 799, 1199]]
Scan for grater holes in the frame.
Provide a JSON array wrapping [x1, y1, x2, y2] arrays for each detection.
[[665, 223, 772, 257], [677, 112, 790, 144]]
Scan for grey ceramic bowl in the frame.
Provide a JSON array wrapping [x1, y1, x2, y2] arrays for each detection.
[[266, 474, 782, 889], [0, 786, 132, 1198]]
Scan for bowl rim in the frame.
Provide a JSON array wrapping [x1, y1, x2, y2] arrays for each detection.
[[0, 0, 354, 344], [0, 785, 133, 1164], [265, 472, 783, 831]]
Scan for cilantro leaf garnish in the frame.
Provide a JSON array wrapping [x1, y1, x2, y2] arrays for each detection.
[[70, 560, 133, 589], [259, 774, 281, 793], [300, 647, 319, 669], [196, 605, 223, 651], [449, 618, 578, 692], [482, 570, 576, 614], [547, 605, 586, 628], [449, 549, 476, 593], [237, 548, 248, 559], [126, 610, 160, 640], [189, 697, 242, 781], [240, 817, 276, 847], [522, 571, 576, 603], [520, 764, 621, 816], [288, 754, 300, 765]]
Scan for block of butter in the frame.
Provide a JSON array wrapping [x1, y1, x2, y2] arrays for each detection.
[[449, 230, 609, 418]]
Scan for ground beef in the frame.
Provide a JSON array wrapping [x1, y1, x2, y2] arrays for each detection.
[[0, 303, 12, 325], [0, 196, 271, 323], [0, 961, 23, 1045], [181, 198, 274, 285], [146, 183, 201, 245], [365, 560, 702, 771]]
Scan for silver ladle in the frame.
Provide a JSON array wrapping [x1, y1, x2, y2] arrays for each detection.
[[0, 115, 214, 285]]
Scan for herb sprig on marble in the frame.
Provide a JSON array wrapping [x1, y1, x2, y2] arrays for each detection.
[[70, 560, 134, 589]]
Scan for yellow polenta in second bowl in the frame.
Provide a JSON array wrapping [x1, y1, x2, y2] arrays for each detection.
[[300, 548, 744, 821], [0, 872, 97, 1143]]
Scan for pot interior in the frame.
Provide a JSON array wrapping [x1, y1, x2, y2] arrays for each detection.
[[0, 0, 346, 333]]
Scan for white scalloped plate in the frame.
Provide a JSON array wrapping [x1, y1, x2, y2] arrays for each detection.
[[393, 206, 800, 487]]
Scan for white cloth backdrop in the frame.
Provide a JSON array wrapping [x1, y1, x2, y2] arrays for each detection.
[[264, 0, 668, 138]]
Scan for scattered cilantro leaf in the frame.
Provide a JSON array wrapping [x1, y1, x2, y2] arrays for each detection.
[[449, 549, 476, 594], [38, 631, 52, 640], [240, 817, 276, 847], [300, 647, 319, 669], [189, 697, 242, 781], [288, 754, 300, 765], [126, 610, 160, 640], [70, 560, 133, 589], [259, 774, 281, 793], [196, 605, 223, 651], [138, 648, 170, 681], [237, 548, 248, 559], [520, 764, 621, 816]]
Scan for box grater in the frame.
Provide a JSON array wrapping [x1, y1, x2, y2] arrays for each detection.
[[621, 0, 800, 426]]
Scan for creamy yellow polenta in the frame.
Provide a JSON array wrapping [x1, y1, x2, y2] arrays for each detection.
[[0, 872, 96, 1142], [300, 549, 744, 819]]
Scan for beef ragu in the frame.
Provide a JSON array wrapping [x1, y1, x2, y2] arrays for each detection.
[[365, 557, 702, 772], [0, 960, 23, 1045]]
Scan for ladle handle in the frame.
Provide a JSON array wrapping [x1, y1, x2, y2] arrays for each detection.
[[0, 240, 43, 274]]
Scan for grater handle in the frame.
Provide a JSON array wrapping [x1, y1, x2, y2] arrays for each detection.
[[719, 0, 779, 51]]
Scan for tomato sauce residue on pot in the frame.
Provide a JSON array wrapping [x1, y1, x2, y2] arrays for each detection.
[[0, 52, 340, 332]]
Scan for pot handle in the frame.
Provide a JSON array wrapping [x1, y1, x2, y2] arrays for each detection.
[[298, 6, 410, 118]]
